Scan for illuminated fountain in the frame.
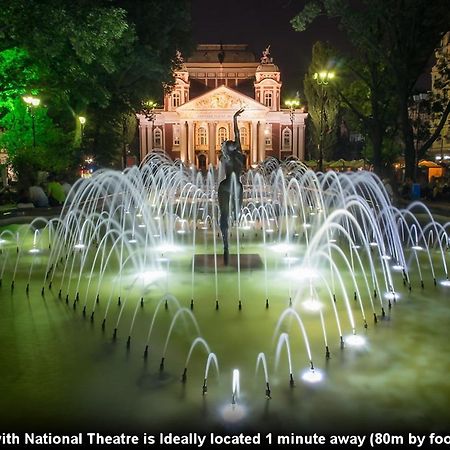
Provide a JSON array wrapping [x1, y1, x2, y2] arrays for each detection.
[[0, 150, 449, 432]]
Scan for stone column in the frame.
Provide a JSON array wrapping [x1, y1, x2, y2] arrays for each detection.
[[180, 121, 188, 163], [293, 124, 298, 159], [139, 125, 147, 162], [258, 120, 266, 162], [251, 121, 258, 165], [208, 122, 216, 166], [187, 121, 195, 164]]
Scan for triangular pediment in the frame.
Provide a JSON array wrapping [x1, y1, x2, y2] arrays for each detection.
[[177, 85, 268, 112]]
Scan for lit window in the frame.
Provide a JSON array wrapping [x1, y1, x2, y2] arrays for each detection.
[[264, 92, 273, 108], [173, 125, 180, 146], [218, 127, 228, 145], [154, 128, 162, 148], [172, 92, 181, 108], [196, 127, 207, 147], [265, 125, 272, 147], [282, 128, 291, 150], [240, 127, 248, 149]]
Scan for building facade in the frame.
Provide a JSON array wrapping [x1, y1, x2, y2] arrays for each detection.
[[137, 44, 307, 168]]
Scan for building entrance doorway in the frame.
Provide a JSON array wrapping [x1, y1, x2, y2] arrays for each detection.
[[197, 153, 207, 171]]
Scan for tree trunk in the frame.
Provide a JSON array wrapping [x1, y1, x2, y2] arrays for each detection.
[[399, 96, 416, 182], [122, 118, 127, 170], [368, 119, 383, 175]]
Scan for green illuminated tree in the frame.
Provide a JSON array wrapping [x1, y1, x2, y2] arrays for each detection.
[[0, 99, 76, 186], [0, 0, 192, 175]]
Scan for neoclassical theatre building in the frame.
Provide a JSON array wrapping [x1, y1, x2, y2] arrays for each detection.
[[137, 44, 307, 169]]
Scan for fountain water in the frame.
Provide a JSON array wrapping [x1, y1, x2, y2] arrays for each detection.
[[0, 150, 449, 432]]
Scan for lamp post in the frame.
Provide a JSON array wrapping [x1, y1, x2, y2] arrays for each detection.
[[313, 71, 335, 172], [285, 99, 300, 156], [144, 100, 157, 151], [411, 93, 428, 182], [23, 95, 41, 148], [79, 116, 86, 141]]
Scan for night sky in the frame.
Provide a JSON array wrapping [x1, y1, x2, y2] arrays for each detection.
[[191, 0, 350, 95]]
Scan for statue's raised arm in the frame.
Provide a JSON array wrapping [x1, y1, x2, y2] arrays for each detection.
[[233, 107, 245, 153]]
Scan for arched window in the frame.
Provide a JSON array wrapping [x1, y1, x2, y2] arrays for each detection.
[[217, 127, 228, 145], [240, 127, 248, 149], [265, 126, 272, 148], [196, 126, 207, 147], [172, 92, 181, 108], [282, 127, 291, 150], [264, 91, 273, 108], [154, 127, 163, 148], [173, 124, 180, 146]]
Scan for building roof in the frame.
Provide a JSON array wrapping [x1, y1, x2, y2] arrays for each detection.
[[186, 44, 258, 64]]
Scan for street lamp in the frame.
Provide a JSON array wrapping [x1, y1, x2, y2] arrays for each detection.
[[313, 71, 335, 171], [143, 100, 158, 150], [23, 95, 41, 148], [79, 116, 86, 139], [285, 98, 300, 156]]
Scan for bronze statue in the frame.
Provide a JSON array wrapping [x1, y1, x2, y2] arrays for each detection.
[[218, 108, 245, 265]]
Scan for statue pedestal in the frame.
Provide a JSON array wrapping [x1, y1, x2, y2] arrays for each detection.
[[193, 254, 263, 273]]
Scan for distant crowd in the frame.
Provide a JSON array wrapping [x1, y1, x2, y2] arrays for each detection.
[[399, 175, 450, 202], [16, 173, 73, 209]]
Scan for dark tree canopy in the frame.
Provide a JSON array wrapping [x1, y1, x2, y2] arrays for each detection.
[[292, 0, 450, 178]]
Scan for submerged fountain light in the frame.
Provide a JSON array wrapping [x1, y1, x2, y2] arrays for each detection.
[[287, 266, 320, 281], [411, 245, 423, 251], [392, 264, 404, 271], [301, 298, 324, 312], [381, 255, 391, 261], [220, 404, 247, 422], [271, 243, 296, 254], [440, 279, 450, 287], [74, 243, 85, 250], [156, 243, 181, 253], [128, 239, 137, 244], [384, 291, 400, 301], [137, 270, 165, 284], [28, 248, 40, 254], [345, 334, 367, 348], [156, 257, 169, 263], [302, 298, 324, 312], [283, 256, 299, 264], [301, 368, 324, 384]]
